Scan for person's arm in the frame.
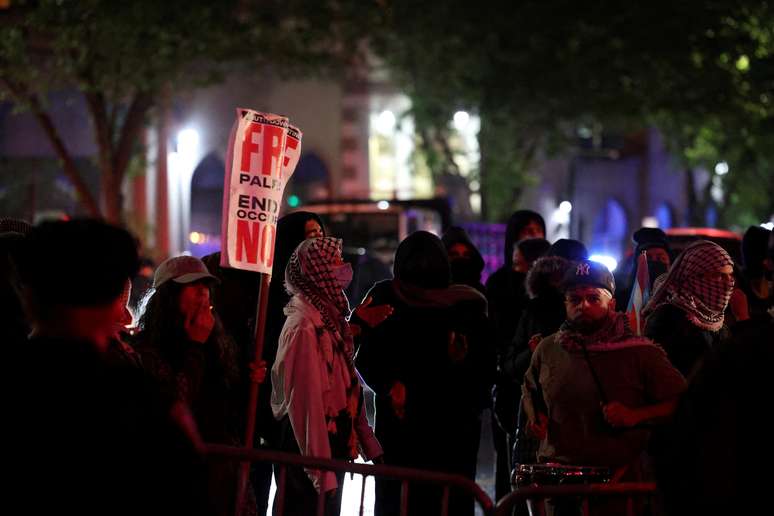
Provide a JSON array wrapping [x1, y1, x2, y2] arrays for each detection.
[[276, 322, 337, 493], [353, 386, 383, 461], [604, 345, 687, 428], [354, 293, 399, 397], [602, 397, 680, 428], [521, 344, 547, 439]]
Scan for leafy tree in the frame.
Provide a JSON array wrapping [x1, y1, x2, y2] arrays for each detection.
[[1, 0, 365, 223], [371, 0, 774, 224]]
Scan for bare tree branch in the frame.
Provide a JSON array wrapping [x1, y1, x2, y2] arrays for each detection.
[[1, 78, 100, 217]]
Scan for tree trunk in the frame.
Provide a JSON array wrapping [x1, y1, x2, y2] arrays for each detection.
[[1, 79, 101, 217]]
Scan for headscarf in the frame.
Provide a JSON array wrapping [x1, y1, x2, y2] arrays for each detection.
[[285, 237, 351, 338], [643, 240, 734, 332], [284, 237, 360, 456]]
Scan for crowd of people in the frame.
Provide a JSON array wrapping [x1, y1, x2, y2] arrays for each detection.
[[1, 210, 772, 516]]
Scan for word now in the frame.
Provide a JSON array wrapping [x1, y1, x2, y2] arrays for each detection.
[[235, 219, 276, 267]]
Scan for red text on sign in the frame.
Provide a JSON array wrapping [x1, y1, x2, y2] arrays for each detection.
[[240, 123, 286, 177], [235, 219, 276, 267]]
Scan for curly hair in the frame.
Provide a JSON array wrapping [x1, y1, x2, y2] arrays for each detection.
[[136, 280, 239, 389]]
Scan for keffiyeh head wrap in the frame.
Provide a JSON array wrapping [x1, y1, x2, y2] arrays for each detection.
[[285, 237, 361, 457], [643, 240, 734, 331], [285, 237, 351, 339]]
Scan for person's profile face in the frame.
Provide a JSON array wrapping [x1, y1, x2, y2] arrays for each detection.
[[646, 247, 670, 267], [304, 219, 323, 240], [178, 282, 211, 318], [518, 221, 544, 240], [512, 247, 528, 273]]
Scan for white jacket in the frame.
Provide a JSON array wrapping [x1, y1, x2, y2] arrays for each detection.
[[271, 295, 382, 492]]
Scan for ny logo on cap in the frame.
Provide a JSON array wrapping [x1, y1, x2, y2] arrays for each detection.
[[576, 263, 591, 276]]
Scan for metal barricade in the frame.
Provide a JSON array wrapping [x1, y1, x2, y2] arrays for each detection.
[[494, 483, 657, 516], [205, 444, 496, 516]]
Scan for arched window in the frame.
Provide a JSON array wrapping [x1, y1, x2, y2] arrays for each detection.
[[591, 198, 628, 260], [189, 153, 224, 257], [655, 202, 674, 229]]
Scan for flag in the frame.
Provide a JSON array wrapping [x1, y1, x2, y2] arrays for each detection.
[[626, 251, 651, 335]]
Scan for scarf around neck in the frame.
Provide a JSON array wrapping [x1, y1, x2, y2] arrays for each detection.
[[285, 237, 360, 457], [558, 311, 656, 353], [643, 240, 734, 332]]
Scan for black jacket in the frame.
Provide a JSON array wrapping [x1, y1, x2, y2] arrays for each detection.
[[644, 304, 724, 377]]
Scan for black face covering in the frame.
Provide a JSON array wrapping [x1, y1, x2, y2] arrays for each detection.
[[647, 260, 669, 286], [450, 257, 481, 287]]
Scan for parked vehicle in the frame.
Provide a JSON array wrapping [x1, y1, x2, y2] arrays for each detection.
[[665, 227, 742, 262]]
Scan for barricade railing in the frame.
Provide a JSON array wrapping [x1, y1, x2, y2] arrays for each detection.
[[204, 444, 496, 516], [494, 482, 657, 516]]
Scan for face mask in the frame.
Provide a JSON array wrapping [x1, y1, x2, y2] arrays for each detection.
[[332, 262, 353, 289], [450, 258, 479, 286]]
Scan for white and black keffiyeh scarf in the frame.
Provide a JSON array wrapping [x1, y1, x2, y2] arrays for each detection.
[[285, 237, 351, 338], [644, 240, 734, 331], [285, 237, 361, 456]]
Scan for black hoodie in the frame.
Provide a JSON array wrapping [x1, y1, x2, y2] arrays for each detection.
[[442, 226, 486, 292], [486, 211, 546, 360]]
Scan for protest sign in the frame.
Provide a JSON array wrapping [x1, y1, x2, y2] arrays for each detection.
[[220, 109, 302, 275]]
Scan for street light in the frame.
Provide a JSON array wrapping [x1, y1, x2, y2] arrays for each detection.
[[453, 111, 470, 131]]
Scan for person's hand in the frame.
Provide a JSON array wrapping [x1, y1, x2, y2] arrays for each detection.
[[249, 360, 267, 384], [603, 401, 640, 428], [528, 333, 543, 352], [729, 287, 750, 322], [354, 297, 394, 328], [184, 300, 214, 343], [448, 330, 468, 362], [527, 413, 548, 439], [389, 381, 406, 419]]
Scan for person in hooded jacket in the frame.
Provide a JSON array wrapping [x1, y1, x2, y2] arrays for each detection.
[[738, 225, 773, 321], [614, 228, 672, 311], [356, 231, 491, 516], [643, 240, 736, 378], [654, 234, 774, 516], [485, 210, 545, 499], [442, 226, 487, 292]]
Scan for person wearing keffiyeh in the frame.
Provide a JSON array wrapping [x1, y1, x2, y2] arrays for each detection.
[[270, 237, 382, 516], [643, 240, 735, 377]]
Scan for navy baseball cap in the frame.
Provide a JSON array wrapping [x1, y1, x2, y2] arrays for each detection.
[[562, 259, 615, 295]]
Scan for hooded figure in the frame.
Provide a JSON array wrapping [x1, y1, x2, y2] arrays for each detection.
[[644, 240, 735, 376], [615, 228, 672, 309], [442, 226, 486, 291], [271, 237, 381, 516], [485, 210, 547, 366], [356, 231, 491, 516], [739, 225, 773, 321], [484, 211, 548, 500]]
